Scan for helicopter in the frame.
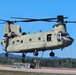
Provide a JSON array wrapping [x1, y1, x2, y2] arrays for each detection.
[[0, 15, 74, 58]]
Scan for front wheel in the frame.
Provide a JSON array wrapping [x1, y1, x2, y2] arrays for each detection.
[[49, 52, 55, 57], [33, 52, 39, 56]]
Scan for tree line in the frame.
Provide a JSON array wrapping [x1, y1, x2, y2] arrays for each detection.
[[0, 57, 76, 68]]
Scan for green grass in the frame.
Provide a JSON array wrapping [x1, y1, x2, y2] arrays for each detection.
[[0, 70, 75, 75]]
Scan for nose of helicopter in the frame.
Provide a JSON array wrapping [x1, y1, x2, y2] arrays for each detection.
[[64, 37, 74, 46]]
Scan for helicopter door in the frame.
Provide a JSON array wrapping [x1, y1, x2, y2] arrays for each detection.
[[47, 34, 52, 42]]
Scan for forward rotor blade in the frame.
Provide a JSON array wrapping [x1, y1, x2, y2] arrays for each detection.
[[64, 21, 76, 23]]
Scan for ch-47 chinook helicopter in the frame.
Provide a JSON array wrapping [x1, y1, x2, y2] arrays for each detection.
[[0, 15, 74, 58]]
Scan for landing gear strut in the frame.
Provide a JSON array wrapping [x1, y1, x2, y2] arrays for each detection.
[[5, 53, 8, 57], [21, 58, 25, 63], [49, 51, 55, 57], [33, 50, 39, 56], [22, 53, 25, 58], [22, 53, 26, 63]]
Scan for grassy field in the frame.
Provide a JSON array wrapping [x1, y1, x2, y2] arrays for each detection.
[[0, 70, 75, 75]]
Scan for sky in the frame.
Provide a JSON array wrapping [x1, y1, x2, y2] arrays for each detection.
[[0, 0, 76, 58]]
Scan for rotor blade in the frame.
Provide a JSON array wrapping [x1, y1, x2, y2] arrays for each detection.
[[1, 15, 68, 23], [11, 17, 31, 19], [64, 21, 76, 23], [20, 19, 40, 22], [37, 17, 67, 22], [0, 22, 6, 24], [11, 17, 60, 21], [0, 19, 17, 24], [0, 19, 8, 22], [11, 17, 43, 22], [13, 19, 59, 22], [11, 16, 57, 19], [11, 18, 59, 22], [11, 16, 58, 21], [0, 19, 13, 23], [15, 19, 58, 22], [11, 15, 68, 22], [11, 17, 57, 20], [37, 18, 57, 22]]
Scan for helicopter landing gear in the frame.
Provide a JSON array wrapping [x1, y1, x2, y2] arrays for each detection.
[[22, 53, 26, 58], [33, 50, 39, 56], [49, 51, 55, 57], [21, 58, 25, 63], [5, 53, 8, 57], [22, 53, 26, 63]]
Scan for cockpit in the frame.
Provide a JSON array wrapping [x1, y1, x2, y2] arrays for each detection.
[[56, 32, 73, 47], [57, 32, 70, 38]]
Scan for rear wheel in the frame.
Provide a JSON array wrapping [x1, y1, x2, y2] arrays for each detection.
[[49, 52, 55, 57], [5, 53, 8, 57], [34, 52, 38, 56], [22, 53, 25, 58]]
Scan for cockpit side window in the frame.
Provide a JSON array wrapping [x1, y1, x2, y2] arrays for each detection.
[[57, 33, 61, 42], [57, 33, 61, 37], [57, 31, 69, 37], [47, 34, 52, 41]]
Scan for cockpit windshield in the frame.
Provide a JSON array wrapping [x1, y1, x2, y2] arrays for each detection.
[[61, 33, 69, 37], [57, 33, 69, 38]]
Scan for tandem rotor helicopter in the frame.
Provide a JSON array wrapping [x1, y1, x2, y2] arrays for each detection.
[[0, 15, 75, 58]]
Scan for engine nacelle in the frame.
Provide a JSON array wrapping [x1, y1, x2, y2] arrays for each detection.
[[53, 24, 67, 33]]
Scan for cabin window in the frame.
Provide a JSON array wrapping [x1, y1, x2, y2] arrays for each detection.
[[22, 32, 27, 35], [1, 42, 3, 45], [4, 41, 6, 43], [38, 37, 41, 40], [12, 41, 15, 44], [29, 38, 32, 41], [17, 40, 19, 42], [21, 40, 23, 43], [47, 34, 51, 41]]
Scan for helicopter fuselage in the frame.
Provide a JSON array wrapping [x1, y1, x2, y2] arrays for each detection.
[[0, 15, 74, 57], [2, 30, 73, 53]]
